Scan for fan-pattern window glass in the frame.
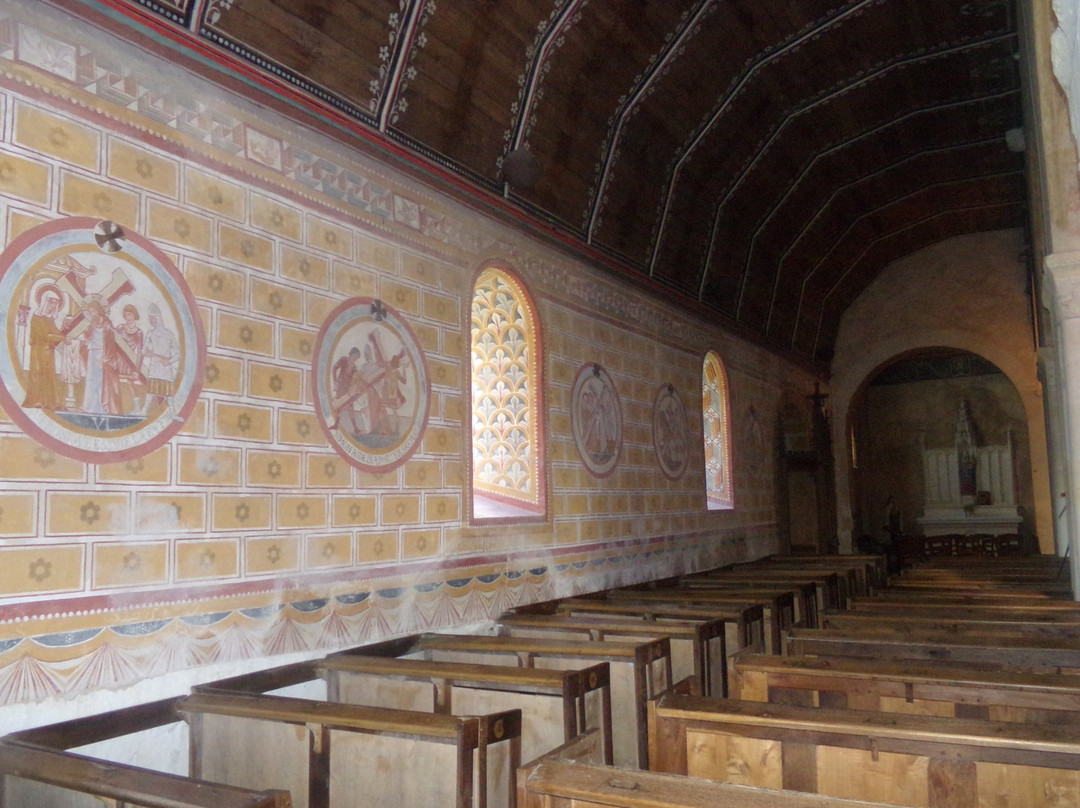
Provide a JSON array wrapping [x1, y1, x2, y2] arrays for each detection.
[[702, 350, 734, 510], [471, 267, 544, 518]]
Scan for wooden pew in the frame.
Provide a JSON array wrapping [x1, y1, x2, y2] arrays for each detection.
[[354, 632, 671, 769], [316, 653, 614, 766], [677, 579, 818, 630], [648, 693, 1080, 807], [180, 689, 521, 808], [758, 554, 887, 596], [820, 610, 1080, 641], [860, 588, 1067, 604], [495, 611, 726, 697], [732, 652, 1080, 724], [735, 559, 861, 604], [603, 588, 795, 655], [518, 756, 900, 808], [883, 577, 1074, 597], [848, 597, 1080, 620], [0, 740, 290, 808], [1, 697, 291, 808], [557, 596, 767, 658], [703, 568, 844, 612], [906, 555, 1067, 575], [785, 626, 1080, 673]]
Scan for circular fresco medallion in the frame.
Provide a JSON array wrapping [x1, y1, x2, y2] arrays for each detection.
[[653, 383, 689, 480], [0, 218, 204, 463], [571, 362, 622, 478], [313, 298, 429, 471]]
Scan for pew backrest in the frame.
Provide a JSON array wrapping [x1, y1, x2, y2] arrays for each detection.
[[495, 612, 727, 697], [648, 693, 1080, 807], [317, 653, 613, 765], [732, 652, 1080, 723]]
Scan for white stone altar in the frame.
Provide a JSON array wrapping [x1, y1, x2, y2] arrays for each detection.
[[916, 401, 1021, 536]]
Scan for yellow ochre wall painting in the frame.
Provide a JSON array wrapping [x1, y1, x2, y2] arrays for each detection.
[[0, 0, 812, 714]]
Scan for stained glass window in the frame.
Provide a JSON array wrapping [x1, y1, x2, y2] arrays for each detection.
[[702, 350, 733, 510], [471, 267, 545, 518]]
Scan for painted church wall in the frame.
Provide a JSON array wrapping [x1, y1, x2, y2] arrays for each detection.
[[0, 2, 814, 732]]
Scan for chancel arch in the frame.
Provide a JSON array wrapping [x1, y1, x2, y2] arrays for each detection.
[[846, 348, 1038, 552]]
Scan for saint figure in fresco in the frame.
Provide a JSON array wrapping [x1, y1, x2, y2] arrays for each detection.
[[331, 346, 364, 433], [329, 329, 411, 440], [655, 393, 688, 475], [579, 377, 618, 464], [22, 285, 66, 410], [367, 330, 409, 436], [139, 303, 180, 413]]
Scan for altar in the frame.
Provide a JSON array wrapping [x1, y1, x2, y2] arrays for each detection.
[[916, 401, 1021, 537]]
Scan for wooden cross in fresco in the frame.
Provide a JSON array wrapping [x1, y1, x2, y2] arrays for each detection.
[[50, 256, 143, 377]]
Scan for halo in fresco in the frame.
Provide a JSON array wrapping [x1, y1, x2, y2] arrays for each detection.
[[571, 362, 622, 478], [653, 383, 689, 480], [0, 217, 204, 463], [313, 298, 429, 471]]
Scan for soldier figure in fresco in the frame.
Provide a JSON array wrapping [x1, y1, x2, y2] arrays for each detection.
[[114, 303, 146, 414], [139, 303, 180, 414]]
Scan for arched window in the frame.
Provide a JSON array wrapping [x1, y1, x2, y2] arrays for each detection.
[[702, 350, 733, 510], [470, 266, 545, 519]]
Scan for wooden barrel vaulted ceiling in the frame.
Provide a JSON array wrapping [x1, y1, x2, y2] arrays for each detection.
[[64, 0, 1026, 365]]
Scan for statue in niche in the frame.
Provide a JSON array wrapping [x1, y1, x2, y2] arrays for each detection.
[[955, 399, 978, 512]]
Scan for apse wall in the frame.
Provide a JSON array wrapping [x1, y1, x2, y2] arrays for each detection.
[[0, 1, 815, 730], [830, 228, 1051, 552]]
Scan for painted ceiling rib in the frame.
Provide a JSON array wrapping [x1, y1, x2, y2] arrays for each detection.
[[794, 167, 1024, 332], [700, 29, 1017, 301], [377, 0, 427, 133], [756, 90, 1019, 331], [807, 196, 1024, 356], [764, 136, 1006, 336], [588, 0, 715, 248], [507, 0, 588, 153], [790, 171, 1023, 352], [187, 0, 208, 31], [649, 0, 879, 280]]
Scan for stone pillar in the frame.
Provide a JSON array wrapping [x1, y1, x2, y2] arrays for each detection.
[[1038, 344, 1072, 555], [1042, 252, 1080, 590]]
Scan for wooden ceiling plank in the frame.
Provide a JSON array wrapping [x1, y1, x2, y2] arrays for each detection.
[[699, 29, 1017, 306]]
